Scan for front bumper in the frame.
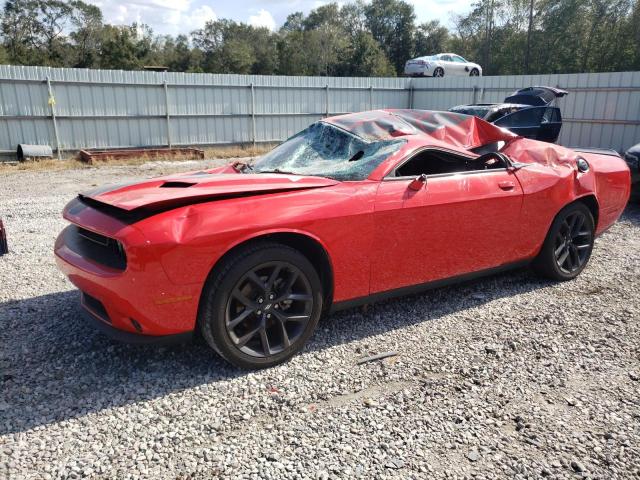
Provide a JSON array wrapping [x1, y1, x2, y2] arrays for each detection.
[[81, 300, 193, 344], [55, 221, 202, 338]]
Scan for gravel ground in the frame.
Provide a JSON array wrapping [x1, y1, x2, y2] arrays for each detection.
[[1, 160, 639, 480]]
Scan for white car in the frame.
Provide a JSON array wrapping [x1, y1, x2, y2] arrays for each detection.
[[404, 53, 482, 77]]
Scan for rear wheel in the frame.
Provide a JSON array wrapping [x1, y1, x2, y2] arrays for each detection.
[[433, 67, 444, 78], [532, 203, 595, 280], [199, 242, 323, 369]]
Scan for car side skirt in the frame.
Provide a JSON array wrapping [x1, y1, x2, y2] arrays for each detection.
[[330, 259, 531, 313]]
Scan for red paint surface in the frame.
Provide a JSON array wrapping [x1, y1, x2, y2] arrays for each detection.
[[55, 111, 631, 337]]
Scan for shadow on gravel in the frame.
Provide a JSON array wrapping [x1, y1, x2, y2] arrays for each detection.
[[0, 290, 243, 436], [0, 266, 554, 435]]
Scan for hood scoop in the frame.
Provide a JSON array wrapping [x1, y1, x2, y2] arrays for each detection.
[[160, 181, 196, 188]]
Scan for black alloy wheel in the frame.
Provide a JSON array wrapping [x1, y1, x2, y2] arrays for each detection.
[[533, 202, 595, 280], [553, 211, 592, 274], [470, 68, 480, 76], [199, 242, 323, 369], [433, 67, 444, 78], [225, 261, 313, 358]]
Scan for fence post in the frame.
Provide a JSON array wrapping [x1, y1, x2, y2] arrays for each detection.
[[472, 85, 478, 104], [325, 84, 329, 117], [46, 76, 61, 160], [408, 80, 414, 108], [369, 85, 374, 109], [163, 80, 172, 148], [250, 83, 256, 147]]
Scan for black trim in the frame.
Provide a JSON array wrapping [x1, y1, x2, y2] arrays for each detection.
[[64, 224, 127, 271], [330, 260, 530, 313], [386, 147, 513, 180], [81, 307, 194, 345], [387, 146, 475, 179], [82, 292, 111, 324]]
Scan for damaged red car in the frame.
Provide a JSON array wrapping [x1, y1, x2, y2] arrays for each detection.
[[55, 110, 631, 369]]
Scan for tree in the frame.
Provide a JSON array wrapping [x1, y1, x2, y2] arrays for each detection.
[[414, 20, 450, 56], [1, 0, 44, 64], [69, 0, 103, 67], [277, 30, 308, 75], [0, 0, 637, 76], [364, 0, 416, 74], [347, 31, 396, 76], [98, 25, 139, 70]]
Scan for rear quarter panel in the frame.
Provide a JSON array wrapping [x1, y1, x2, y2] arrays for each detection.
[[505, 138, 629, 259], [578, 152, 631, 234]]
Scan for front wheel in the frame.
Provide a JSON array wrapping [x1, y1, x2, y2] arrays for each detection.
[[532, 203, 595, 280], [469, 68, 480, 76], [199, 242, 323, 369]]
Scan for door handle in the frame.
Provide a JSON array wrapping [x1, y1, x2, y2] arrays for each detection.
[[498, 181, 515, 190]]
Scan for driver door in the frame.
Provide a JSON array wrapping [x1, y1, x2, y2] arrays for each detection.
[[370, 149, 524, 294]]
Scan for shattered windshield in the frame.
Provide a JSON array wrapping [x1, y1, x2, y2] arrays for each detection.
[[252, 122, 406, 181]]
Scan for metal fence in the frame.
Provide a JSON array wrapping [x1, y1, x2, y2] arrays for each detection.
[[0, 65, 638, 159]]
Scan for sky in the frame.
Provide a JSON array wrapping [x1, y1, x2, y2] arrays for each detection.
[[85, 0, 473, 36]]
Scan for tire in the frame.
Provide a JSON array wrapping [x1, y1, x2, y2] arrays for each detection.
[[532, 202, 595, 281], [198, 242, 323, 369], [433, 67, 444, 78], [470, 68, 479, 76]]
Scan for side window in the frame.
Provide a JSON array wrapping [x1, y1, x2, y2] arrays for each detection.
[[494, 107, 545, 128], [453, 56, 466, 63], [395, 150, 507, 177], [544, 107, 561, 122], [441, 55, 452, 62]]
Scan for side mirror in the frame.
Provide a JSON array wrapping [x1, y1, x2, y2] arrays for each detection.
[[408, 174, 427, 191]]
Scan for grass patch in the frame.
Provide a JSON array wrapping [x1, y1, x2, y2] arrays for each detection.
[[0, 144, 275, 175]]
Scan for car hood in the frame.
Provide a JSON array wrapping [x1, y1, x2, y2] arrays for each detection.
[[80, 171, 339, 212]]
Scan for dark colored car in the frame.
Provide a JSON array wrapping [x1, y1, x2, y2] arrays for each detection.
[[624, 143, 640, 185], [450, 86, 569, 143]]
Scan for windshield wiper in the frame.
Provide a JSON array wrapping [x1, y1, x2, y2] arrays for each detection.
[[233, 161, 254, 173], [256, 168, 300, 175]]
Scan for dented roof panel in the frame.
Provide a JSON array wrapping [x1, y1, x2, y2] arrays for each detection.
[[323, 109, 517, 149]]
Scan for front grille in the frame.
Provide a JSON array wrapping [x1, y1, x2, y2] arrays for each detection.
[[64, 225, 127, 271], [82, 292, 111, 323]]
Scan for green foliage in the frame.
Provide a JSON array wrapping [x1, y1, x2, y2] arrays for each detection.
[[0, 0, 637, 75], [191, 19, 278, 74], [414, 21, 450, 56], [364, 0, 416, 73]]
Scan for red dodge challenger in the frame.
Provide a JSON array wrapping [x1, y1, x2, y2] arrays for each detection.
[[55, 110, 631, 369]]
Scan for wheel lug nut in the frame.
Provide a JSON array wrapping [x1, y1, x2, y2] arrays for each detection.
[[274, 304, 279, 309], [269, 294, 274, 300], [257, 310, 262, 315], [258, 298, 264, 304], [267, 313, 271, 318]]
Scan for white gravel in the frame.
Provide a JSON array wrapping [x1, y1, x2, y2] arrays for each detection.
[[1, 160, 639, 479]]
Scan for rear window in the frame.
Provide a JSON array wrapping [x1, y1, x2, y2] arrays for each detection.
[[494, 107, 545, 127]]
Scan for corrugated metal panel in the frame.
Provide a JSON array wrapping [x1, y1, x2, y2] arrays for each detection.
[[0, 65, 637, 154]]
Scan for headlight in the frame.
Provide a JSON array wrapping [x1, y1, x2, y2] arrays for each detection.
[[576, 157, 590, 173]]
